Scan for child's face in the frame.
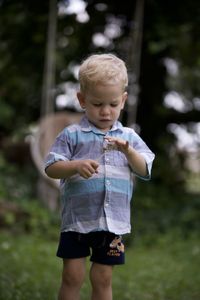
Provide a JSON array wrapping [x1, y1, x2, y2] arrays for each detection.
[[77, 84, 127, 132]]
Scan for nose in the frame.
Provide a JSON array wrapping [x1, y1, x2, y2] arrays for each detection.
[[100, 105, 110, 116]]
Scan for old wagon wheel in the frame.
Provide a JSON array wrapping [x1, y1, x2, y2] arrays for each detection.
[[30, 111, 83, 210]]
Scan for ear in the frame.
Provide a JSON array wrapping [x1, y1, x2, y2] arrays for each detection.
[[77, 92, 86, 109], [121, 92, 128, 109]]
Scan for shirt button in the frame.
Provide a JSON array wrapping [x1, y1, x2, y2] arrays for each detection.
[[105, 203, 109, 207], [105, 158, 109, 162], [106, 180, 110, 185]]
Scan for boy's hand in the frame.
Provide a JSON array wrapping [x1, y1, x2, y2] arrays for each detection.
[[105, 136, 148, 177], [77, 159, 99, 179], [104, 136, 129, 155]]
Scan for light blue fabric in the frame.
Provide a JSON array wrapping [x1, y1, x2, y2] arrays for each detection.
[[44, 115, 155, 234]]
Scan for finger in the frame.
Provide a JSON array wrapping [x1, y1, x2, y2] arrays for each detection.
[[90, 160, 99, 169], [85, 163, 99, 175], [82, 170, 92, 179], [105, 136, 115, 142]]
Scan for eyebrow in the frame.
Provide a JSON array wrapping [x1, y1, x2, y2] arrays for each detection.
[[91, 100, 120, 105], [90, 96, 120, 101]]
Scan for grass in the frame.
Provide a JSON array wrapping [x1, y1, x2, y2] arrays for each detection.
[[0, 233, 60, 300], [0, 231, 199, 300], [113, 233, 200, 300]]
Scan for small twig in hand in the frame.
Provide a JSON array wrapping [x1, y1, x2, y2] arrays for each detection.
[[96, 141, 119, 162]]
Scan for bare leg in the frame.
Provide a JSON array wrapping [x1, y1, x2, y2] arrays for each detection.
[[58, 258, 86, 300], [90, 263, 113, 300]]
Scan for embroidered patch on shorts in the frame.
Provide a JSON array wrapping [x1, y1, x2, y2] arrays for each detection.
[[107, 236, 125, 257]]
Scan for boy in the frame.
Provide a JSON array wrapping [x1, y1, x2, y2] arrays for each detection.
[[45, 53, 155, 300]]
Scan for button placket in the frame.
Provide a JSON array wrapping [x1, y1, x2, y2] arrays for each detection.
[[105, 156, 109, 163], [104, 176, 111, 207], [104, 137, 112, 210]]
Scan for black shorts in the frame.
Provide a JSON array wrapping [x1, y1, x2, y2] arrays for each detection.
[[57, 231, 125, 265]]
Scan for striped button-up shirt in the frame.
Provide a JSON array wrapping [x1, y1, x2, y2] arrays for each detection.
[[44, 116, 155, 235]]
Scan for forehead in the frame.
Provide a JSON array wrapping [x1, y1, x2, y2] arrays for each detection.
[[86, 83, 123, 100]]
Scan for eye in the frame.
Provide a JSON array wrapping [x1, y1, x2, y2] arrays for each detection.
[[93, 103, 102, 107], [111, 103, 118, 107]]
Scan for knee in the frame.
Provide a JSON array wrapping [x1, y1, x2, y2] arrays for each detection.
[[62, 266, 85, 288], [90, 265, 112, 289]]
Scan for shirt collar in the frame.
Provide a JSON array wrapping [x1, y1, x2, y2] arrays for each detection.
[[80, 115, 123, 135]]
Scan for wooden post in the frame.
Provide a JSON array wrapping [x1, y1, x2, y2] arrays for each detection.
[[41, 0, 57, 117], [126, 0, 144, 128], [37, 0, 58, 209]]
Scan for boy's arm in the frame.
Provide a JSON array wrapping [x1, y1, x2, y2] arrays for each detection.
[[45, 159, 99, 179], [105, 137, 148, 177], [125, 146, 147, 177]]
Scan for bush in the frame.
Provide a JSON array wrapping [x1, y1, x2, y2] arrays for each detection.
[[0, 153, 59, 238], [131, 181, 200, 244]]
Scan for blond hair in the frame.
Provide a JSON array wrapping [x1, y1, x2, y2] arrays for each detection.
[[79, 53, 128, 94]]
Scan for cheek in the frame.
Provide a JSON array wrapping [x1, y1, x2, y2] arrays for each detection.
[[89, 107, 98, 115], [113, 108, 121, 115]]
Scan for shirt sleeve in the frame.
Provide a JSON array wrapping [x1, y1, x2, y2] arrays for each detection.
[[129, 129, 155, 180], [44, 128, 73, 172]]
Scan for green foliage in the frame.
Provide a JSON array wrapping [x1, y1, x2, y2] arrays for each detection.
[[129, 181, 200, 247], [0, 153, 59, 237], [0, 0, 48, 134], [0, 151, 37, 201], [0, 197, 59, 238], [0, 99, 15, 131]]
